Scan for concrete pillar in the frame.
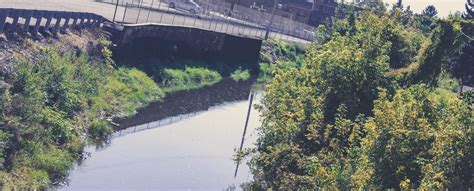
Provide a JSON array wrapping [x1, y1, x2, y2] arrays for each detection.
[[0, 9, 9, 33], [89, 15, 96, 27], [78, 13, 86, 29], [53, 12, 62, 35], [85, 14, 92, 27], [90, 14, 96, 27], [44, 11, 54, 33], [62, 12, 71, 32], [71, 12, 79, 29], [10, 9, 21, 32], [96, 16, 103, 27], [93, 15, 101, 27], [23, 10, 33, 32], [33, 11, 43, 35]]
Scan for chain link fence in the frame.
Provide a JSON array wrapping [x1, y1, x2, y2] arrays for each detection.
[[96, 0, 314, 42]]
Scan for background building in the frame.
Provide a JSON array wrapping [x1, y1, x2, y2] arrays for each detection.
[[222, 0, 339, 27]]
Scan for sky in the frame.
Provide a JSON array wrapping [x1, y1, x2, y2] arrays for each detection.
[[382, 0, 467, 17]]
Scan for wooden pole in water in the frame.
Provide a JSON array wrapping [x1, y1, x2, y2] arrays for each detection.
[[234, 93, 254, 178]]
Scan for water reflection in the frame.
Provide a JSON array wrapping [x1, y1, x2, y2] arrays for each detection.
[[114, 78, 257, 129], [62, 78, 260, 190]]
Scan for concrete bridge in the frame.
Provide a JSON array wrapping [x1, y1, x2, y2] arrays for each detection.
[[0, 1, 308, 64], [111, 23, 262, 65], [0, 0, 310, 43], [0, 7, 263, 64]]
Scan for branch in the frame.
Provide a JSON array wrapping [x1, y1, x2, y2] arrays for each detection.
[[460, 29, 474, 41]]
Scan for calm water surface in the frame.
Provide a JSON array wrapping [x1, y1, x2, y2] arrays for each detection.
[[62, 79, 261, 191]]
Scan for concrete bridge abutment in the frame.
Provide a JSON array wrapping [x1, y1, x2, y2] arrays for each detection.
[[110, 23, 262, 69]]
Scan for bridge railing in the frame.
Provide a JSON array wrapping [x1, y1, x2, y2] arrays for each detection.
[[0, 8, 105, 36], [96, 0, 313, 42]]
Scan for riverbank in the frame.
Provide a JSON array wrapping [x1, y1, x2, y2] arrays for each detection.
[[0, 29, 164, 189]]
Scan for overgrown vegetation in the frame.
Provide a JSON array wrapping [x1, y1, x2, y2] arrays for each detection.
[[244, 2, 473, 190], [160, 67, 222, 92], [257, 39, 306, 82], [122, 57, 256, 87], [230, 67, 251, 81], [0, 41, 163, 189]]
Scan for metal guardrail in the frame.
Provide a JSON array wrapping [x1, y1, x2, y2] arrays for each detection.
[[0, 8, 105, 36]]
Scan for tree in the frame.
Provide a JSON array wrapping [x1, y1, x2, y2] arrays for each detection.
[[361, 85, 473, 189], [464, 0, 474, 20], [422, 5, 438, 18], [247, 8, 473, 190], [360, 0, 386, 13]]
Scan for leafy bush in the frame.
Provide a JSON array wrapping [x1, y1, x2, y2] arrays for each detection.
[[0, 131, 11, 170], [360, 85, 473, 189], [29, 146, 74, 180], [88, 120, 113, 140], [461, 90, 474, 104], [230, 67, 251, 81]]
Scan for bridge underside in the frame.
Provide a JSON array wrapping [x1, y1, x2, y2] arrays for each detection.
[[110, 24, 262, 64]]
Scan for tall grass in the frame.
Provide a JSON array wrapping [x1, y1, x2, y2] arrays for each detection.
[[160, 67, 222, 92], [230, 67, 251, 81]]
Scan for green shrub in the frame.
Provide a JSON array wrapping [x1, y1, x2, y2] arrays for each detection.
[[29, 169, 50, 188], [29, 146, 75, 180], [360, 85, 473, 189], [0, 131, 12, 170], [258, 39, 306, 82], [437, 71, 459, 93], [461, 90, 474, 105], [88, 120, 112, 140], [41, 108, 74, 146], [230, 67, 251, 81]]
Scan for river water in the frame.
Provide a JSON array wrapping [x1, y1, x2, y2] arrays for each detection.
[[60, 79, 261, 191]]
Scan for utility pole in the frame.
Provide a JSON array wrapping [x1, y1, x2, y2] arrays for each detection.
[[264, 0, 278, 39], [113, 0, 119, 22]]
